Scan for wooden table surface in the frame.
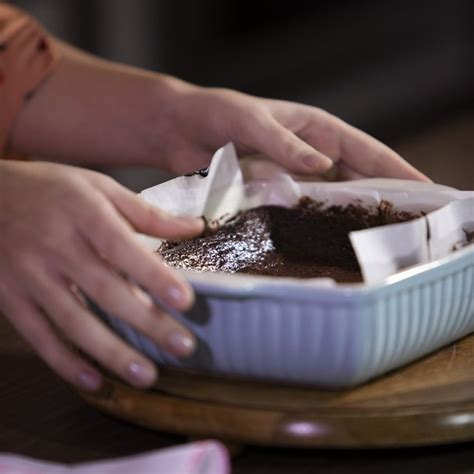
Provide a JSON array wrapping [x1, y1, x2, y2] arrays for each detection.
[[1, 316, 474, 473]]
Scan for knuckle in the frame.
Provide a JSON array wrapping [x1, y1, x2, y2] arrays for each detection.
[[70, 321, 124, 372], [98, 173, 117, 188], [34, 333, 61, 363], [100, 342, 122, 366], [100, 341, 133, 374], [84, 168, 113, 185], [278, 132, 299, 157], [139, 259, 161, 282], [48, 242, 78, 269], [87, 270, 116, 302], [135, 308, 168, 338], [235, 107, 268, 139], [84, 204, 112, 234], [137, 200, 161, 229], [90, 219, 124, 258], [142, 266, 172, 292], [55, 308, 83, 335], [106, 238, 128, 266], [19, 318, 46, 347], [81, 213, 104, 238], [43, 295, 86, 335]]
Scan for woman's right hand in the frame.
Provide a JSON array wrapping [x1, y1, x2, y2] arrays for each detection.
[[0, 160, 204, 391]]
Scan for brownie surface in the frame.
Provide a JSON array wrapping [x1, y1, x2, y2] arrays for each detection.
[[158, 198, 419, 283]]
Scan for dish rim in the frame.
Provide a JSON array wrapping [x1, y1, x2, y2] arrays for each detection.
[[170, 244, 474, 301]]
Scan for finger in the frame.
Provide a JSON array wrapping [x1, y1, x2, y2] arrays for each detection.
[[240, 113, 334, 175], [79, 204, 195, 311], [98, 176, 204, 239], [66, 236, 195, 357], [2, 289, 102, 392], [31, 274, 158, 388], [275, 104, 430, 181], [336, 119, 431, 181]]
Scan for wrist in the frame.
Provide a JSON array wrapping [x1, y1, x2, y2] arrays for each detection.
[[141, 74, 200, 169]]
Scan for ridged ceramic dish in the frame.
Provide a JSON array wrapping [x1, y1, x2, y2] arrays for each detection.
[[93, 145, 474, 388], [96, 230, 474, 388]]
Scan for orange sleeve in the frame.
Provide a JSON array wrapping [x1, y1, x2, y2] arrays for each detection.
[[0, 3, 60, 156]]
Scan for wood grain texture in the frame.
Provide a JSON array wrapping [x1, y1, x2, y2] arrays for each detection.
[[79, 333, 474, 449], [1, 306, 474, 473]]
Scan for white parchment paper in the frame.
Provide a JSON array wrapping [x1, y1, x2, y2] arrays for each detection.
[[427, 197, 474, 260], [140, 143, 474, 284]]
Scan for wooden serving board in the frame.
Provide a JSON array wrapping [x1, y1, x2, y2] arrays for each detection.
[[80, 334, 474, 448]]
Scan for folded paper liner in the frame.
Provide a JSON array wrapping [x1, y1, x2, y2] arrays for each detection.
[[140, 143, 474, 285]]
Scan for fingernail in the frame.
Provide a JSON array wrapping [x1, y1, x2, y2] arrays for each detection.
[[168, 285, 188, 305], [128, 361, 156, 386], [181, 216, 205, 229], [78, 370, 101, 391], [165, 212, 203, 230], [167, 331, 196, 355]]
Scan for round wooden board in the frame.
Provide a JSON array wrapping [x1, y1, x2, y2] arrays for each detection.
[[80, 334, 474, 448]]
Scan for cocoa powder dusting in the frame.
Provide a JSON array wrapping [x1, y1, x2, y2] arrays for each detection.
[[158, 198, 420, 283]]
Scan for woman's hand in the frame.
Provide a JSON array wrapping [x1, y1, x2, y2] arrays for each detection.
[[0, 160, 204, 391], [160, 85, 430, 181]]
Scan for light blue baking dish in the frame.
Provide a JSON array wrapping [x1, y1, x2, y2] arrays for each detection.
[[93, 145, 474, 388], [101, 242, 474, 388]]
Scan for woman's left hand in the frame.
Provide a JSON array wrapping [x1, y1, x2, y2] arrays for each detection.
[[159, 85, 429, 181]]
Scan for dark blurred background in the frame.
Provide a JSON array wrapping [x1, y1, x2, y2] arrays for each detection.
[[10, 0, 474, 189]]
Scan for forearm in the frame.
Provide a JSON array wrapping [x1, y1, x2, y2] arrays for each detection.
[[8, 41, 196, 168], [6, 34, 428, 181]]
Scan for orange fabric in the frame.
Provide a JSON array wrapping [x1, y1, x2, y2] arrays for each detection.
[[0, 3, 60, 156]]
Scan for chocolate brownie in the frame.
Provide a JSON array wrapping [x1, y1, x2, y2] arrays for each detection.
[[158, 198, 420, 283]]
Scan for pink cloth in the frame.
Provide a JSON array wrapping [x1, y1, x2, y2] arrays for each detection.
[[0, 441, 230, 474]]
